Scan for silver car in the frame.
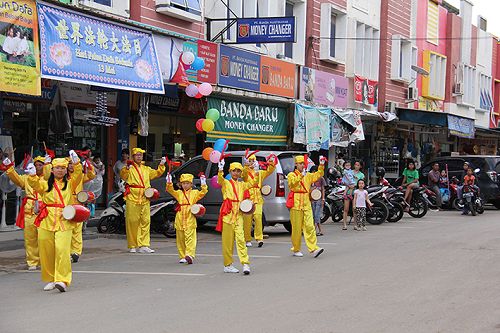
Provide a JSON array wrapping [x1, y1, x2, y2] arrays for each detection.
[[151, 151, 313, 232]]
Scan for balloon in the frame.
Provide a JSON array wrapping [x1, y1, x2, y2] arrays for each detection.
[[199, 82, 213, 96], [209, 150, 221, 163], [202, 119, 215, 132], [210, 175, 222, 189], [191, 57, 205, 71], [195, 92, 203, 99], [185, 84, 198, 97], [213, 139, 226, 152], [202, 147, 213, 161], [195, 118, 204, 132], [181, 52, 195, 65], [206, 108, 220, 122]]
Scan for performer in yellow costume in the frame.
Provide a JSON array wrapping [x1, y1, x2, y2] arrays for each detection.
[[26, 151, 83, 292], [242, 154, 276, 247], [166, 173, 208, 264], [216, 160, 258, 275], [120, 148, 166, 253], [3, 156, 46, 270], [287, 155, 326, 258]]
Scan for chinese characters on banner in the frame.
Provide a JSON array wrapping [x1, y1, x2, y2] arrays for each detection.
[[354, 75, 378, 106], [0, 0, 41, 96], [37, 2, 164, 94]]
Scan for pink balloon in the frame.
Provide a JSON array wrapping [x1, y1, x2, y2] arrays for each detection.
[[199, 82, 213, 96], [209, 150, 221, 163], [210, 175, 222, 189], [185, 84, 198, 97]]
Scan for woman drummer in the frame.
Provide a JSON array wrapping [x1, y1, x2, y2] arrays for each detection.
[[26, 151, 83, 292], [166, 173, 208, 264]]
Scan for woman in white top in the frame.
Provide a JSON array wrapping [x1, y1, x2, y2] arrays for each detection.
[[2, 27, 19, 56], [17, 34, 30, 56]]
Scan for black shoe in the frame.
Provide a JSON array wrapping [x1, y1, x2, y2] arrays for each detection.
[[70, 253, 79, 263], [258, 241, 264, 248]]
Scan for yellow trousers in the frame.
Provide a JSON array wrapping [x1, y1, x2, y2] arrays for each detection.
[[38, 228, 73, 286], [243, 203, 264, 242], [290, 209, 320, 253], [176, 228, 197, 259], [71, 222, 83, 255], [125, 201, 150, 249], [24, 215, 39, 267], [222, 220, 250, 266]]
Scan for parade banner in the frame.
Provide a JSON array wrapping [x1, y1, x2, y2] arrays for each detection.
[[236, 17, 295, 44], [0, 0, 41, 96], [300, 67, 348, 108], [206, 97, 287, 146], [37, 2, 164, 94]]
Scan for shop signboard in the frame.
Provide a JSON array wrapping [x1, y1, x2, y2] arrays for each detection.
[[299, 67, 348, 108], [183, 40, 198, 82], [206, 97, 287, 146], [447, 114, 475, 139], [0, 0, 41, 96], [236, 17, 295, 44], [197, 40, 217, 84], [260, 55, 295, 98], [58, 82, 117, 106], [37, 2, 164, 94]]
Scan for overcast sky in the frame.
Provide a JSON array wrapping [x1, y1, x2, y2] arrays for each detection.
[[447, 0, 500, 37]]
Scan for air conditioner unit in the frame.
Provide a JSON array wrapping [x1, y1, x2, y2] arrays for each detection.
[[407, 87, 418, 100], [384, 101, 397, 114], [453, 82, 464, 95]]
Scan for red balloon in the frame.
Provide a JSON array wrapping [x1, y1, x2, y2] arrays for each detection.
[[195, 92, 203, 99], [196, 118, 204, 132]]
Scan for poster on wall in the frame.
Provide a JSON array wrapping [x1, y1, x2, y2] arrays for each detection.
[[299, 67, 348, 108], [294, 103, 331, 151], [37, 2, 164, 94], [0, 0, 41, 96], [354, 75, 378, 106]]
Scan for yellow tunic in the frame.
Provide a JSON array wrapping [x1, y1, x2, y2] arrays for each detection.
[[242, 162, 276, 204], [287, 165, 325, 211], [120, 162, 165, 204], [27, 163, 83, 232], [166, 183, 208, 230], [218, 171, 257, 225], [6, 166, 41, 215]]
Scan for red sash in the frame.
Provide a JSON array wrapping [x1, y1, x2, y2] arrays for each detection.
[[15, 195, 38, 229], [286, 172, 308, 209], [124, 163, 146, 197], [34, 182, 65, 228], [175, 190, 191, 212], [216, 180, 240, 233]]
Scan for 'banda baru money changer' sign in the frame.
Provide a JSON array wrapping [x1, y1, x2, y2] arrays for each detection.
[[206, 97, 287, 146]]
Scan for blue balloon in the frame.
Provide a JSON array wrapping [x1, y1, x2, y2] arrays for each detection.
[[213, 139, 226, 152], [225, 174, 231, 180], [191, 57, 205, 71]]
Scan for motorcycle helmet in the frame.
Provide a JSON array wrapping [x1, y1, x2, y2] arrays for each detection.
[[376, 167, 386, 178]]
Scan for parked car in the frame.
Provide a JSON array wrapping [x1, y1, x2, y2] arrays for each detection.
[[419, 156, 500, 208], [150, 151, 315, 233]]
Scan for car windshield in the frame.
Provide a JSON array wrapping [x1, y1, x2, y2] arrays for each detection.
[[484, 157, 500, 173]]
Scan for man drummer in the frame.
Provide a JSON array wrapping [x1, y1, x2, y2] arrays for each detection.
[[216, 160, 259, 275], [166, 173, 208, 264], [287, 155, 326, 258], [242, 154, 276, 248], [120, 148, 166, 253], [3, 155, 46, 270]]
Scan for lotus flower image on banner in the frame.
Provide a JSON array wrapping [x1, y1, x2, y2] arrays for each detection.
[[37, 1, 164, 94]]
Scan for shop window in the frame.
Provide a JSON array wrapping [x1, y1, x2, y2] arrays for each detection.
[[352, 21, 379, 80], [319, 3, 347, 64], [422, 50, 446, 100], [94, 0, 111, 6], [283, 1, 294, 59], [391, 35, 412, 83], [155, 0, 202, 22], [478, 73, 493, 112], [81, 0, 129, 18], [458, 64, 477, 107], [427, 0, 439, 45]]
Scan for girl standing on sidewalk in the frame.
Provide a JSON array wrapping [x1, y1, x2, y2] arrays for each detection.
[[353, 179, 372, 231]]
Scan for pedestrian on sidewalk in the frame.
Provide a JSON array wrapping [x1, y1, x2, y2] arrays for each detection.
[[309, 166, 326, 236], [428, 162, 442, 210], [120, 148, 166, 254], [26, 152, 83, 292], [286, 155, 326, 258], [353, 179, 372, 231], [166, 173, 208, 264]]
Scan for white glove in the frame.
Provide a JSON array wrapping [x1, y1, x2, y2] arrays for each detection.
[[44, 154, 51, 164], [25, 163, 36, 176], [302, 169, 307, 176], [253, 161, 259, 171], [69, 150, 79, 164], [218, 159, 225, 171], [200, 175, 207, 186], [243, 158, 249, 166], [319, 155, 327, 165], [3, 157, 11, 166], [160, 157, 167, 165], [165, 173, 172, 183]]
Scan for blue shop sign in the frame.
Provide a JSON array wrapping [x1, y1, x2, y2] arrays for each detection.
[[218, 45, 260, 92], [37, 2, 164, 94], [236, 17, 295, 44]]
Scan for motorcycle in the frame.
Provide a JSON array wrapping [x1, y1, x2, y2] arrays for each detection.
[[462, 184, 484, 216], [391, 186, 429, 218], [321, 182, 345, 224], [97, 191, 177, 238], [425, 177, 462, 211], [383, 187, 405, 222], [365, 185, 390, 225]]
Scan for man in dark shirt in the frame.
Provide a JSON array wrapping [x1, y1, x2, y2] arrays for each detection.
[[428, 162, 442, 209]]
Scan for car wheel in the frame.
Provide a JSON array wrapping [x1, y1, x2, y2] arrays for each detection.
[[493, 200, 500, 209]]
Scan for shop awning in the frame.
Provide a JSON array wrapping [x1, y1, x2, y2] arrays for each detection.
[[397, 108, 447, 126], [447, 114, 475, 139]]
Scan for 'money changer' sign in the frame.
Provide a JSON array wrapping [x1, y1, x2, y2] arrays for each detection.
[[206, 97, 287, 146], [236, 17, 295, 44]]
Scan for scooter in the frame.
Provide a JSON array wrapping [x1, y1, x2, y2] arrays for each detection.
[[98, 191, 177, 238], [462, 184, 484, 216]]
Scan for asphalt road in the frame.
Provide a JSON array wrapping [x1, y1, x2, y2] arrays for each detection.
[[1, 209, 500, 333]]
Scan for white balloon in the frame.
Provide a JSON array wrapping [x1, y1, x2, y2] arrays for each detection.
[[181, 52, 195, 65]]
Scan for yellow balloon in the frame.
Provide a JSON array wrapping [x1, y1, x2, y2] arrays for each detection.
[[202, 119, 215, 132]]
